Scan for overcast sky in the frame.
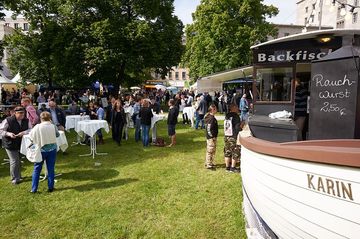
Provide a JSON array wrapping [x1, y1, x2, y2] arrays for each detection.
[[174, 0, 297, 25]]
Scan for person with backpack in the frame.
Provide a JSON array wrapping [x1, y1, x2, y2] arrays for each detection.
[[224, 104, 242, 173], [204, 104, 218, 170]]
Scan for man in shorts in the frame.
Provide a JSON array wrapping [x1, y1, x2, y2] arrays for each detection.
[[224, 104, 242, 173]]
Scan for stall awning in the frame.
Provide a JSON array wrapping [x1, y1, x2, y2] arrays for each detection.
[[223, 78, 253, 84], [197, 66, 253, 93]]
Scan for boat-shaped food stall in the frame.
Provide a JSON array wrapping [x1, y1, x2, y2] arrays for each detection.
[[241, 29, 360, 239]]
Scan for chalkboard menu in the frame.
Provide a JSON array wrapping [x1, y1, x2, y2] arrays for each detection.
[[309, 52, 360, 139]]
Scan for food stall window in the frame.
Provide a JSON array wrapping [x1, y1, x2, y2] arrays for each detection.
[[256, 67, 292, 102]]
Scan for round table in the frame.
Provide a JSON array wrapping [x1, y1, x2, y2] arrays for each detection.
[[183, 106, 195, 127], [20, 131, 68, 181], [20, 131, 68, 155], [65, 115, 90, 145], [75, 120, 109, 159]]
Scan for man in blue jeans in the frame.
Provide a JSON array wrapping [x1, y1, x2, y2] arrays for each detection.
[[195, 95, 207, 129]]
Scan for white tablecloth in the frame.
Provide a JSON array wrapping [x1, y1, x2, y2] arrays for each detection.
[[151, 114, 165, 129], [124, 106, 134, 116], [20, 131, 68, 155], [183, 106, 196, 127], [65, 115, 90, 131], [76, 120, 109, 137]]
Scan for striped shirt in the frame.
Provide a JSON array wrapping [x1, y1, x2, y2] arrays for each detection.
[[295, 86, 308, 117]]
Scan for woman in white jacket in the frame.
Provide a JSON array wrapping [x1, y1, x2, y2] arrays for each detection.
[[30, 111, 59, 193]]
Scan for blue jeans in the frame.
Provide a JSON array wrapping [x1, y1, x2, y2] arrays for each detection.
[[195, 114, 205, 129], [135, 118, 141, 142], [141, 124, 151, 147], [240, 111, 249, 122], [31, 149, 57, 192]]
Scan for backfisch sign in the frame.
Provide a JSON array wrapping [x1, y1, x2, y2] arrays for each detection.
[[253, 49, 334, 64]]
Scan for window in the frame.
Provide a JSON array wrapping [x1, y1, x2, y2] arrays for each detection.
[[353, 12, 358, 23], [182, 72, 186, 80], [305, 7, 308, 13], [312, 3, 316, 9], [4, 23, 10, 27], [23, 23, 29, 31], [337, 7, 342, 18], [355, 0, 358, 6], [336, 20, 345, 28], [256, 67, 293, 102], [168, 72, 172, 80], [14, 23, 19, 29], [175, 72, 179, 80], [311, 15, 315, 23], [305, 17, 308, 25]]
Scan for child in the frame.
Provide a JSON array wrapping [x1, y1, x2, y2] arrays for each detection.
[[224, 104, 243, 173], [204, 104, 218, 169]]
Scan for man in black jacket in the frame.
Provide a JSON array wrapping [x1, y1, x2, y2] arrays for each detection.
[[47, 100, 66, 131], [204, 104, 218, 169], [167, 99, 179, 147], [0, 107, 31, 184]]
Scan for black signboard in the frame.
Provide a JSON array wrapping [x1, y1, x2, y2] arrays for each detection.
[[309, 52, 360, 139], [253, 37, 342, 64]]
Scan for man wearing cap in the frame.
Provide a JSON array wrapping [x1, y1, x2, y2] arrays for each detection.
[[0, 107, 32, 184]]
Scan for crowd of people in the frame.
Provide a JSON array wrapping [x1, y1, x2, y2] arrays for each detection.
[[0, 86, 250, 192]]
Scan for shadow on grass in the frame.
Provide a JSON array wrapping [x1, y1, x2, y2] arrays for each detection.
[[57, 178, 138, 192], [60, 169, 120, 181], [56, 121, 220, 169]]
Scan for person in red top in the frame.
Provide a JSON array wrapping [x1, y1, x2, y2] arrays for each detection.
[[21, 97, 39, 126]]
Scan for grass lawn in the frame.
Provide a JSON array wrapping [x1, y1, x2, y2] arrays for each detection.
[[0, 120, 245, 239]]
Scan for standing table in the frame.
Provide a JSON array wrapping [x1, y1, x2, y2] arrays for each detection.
[[75, 120, 109, 159], [183, 106, 195, 128], [151, 113, 165, 143], [20, 131, 68, 181], [65, 115, 90, 145]]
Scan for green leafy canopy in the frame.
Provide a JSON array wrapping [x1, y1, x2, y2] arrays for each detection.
[[3, 0, 184, 89], [182, 0, 278, 79]]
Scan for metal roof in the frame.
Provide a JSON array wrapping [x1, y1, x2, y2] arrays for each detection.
[[251, 29, 360, 49]]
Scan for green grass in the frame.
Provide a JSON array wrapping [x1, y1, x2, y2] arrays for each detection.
[[0, 121, 245, 239]]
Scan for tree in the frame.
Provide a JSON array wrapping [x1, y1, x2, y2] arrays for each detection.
[[4, 0, 184, 91], [4, 0, 89, 88], [183, 0, 278, 79], [67, 0, 184, 90]]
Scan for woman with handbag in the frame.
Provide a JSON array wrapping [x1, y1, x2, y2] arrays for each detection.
[[29, 111, 59, 193]]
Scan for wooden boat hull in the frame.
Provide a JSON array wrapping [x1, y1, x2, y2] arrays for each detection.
[[241, 137, 360, 239]]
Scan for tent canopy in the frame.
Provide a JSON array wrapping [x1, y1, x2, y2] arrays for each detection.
[[197, 66, 253, 93]]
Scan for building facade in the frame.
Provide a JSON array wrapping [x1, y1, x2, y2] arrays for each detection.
[[0, 17, 29, 32], [297, 0, 360, 29], [268, 24, 332, 41]]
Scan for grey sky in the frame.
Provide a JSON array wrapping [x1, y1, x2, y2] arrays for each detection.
[[174, 0, 297, 25]]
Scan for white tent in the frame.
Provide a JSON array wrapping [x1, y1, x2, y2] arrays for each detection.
[[12, 72, 21, 83], [130, 86, 141, 90], [197, 66, 253, 93], [155, 84, 167, 91], [0, 73, 16, 103]]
